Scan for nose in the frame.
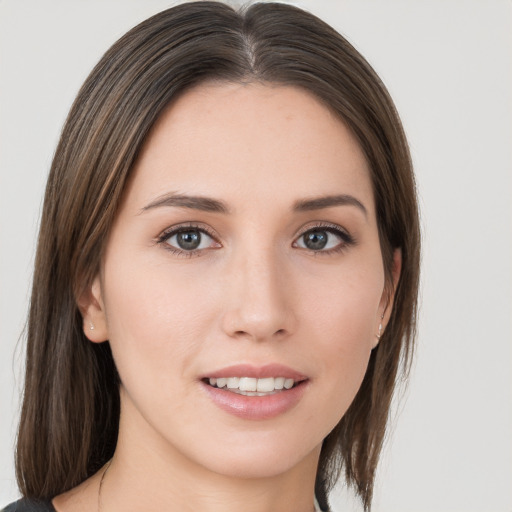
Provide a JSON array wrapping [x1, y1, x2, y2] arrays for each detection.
[[220, 246, 297, 342]]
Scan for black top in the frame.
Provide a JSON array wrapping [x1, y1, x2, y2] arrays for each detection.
[[1, 499, 56, 512]]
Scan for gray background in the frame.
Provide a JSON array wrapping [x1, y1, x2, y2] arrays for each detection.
[[1, 1, 511, 510]]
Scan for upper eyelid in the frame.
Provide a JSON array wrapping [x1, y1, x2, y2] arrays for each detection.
[[157, 222, 219, 242], [155, 223, 221, 257], [293, 222, 356, 251], [155, 220, 353, 248], [295, 221, 350, 237]]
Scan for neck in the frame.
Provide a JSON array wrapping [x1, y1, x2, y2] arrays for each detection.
[[100, 394, 321, 512]]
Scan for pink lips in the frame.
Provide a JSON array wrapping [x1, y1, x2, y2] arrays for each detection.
[[200, 364, 309, 421], [202, 363, 307, 381]]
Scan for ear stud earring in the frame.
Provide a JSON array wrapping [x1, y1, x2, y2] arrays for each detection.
[[90, 323, 95, 331], [376, 313, 385, 341]]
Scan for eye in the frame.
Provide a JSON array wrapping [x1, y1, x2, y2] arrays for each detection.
[[293, 224, 354, 253], [157, 225, 221, 255]]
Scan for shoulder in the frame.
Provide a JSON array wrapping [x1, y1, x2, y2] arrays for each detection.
[[1, 499, 56, 512]]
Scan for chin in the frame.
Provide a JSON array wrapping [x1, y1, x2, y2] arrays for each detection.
[[178, 428, 322, 480]]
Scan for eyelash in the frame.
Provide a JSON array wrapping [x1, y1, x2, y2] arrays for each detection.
[[155, 221, 355, 258], [294, 222, 356, 255], [155, 223, 220, 258]]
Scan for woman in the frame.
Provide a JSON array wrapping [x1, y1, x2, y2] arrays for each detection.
[[3, 2, 420, 511]]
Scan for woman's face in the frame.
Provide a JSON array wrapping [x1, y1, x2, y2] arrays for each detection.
[[88, 83, 393, 479]]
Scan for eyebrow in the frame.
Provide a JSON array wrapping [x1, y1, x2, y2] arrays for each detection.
[[140, 192, 367, 217], [293, 194, 367, 217], [140, 193, 230, 214]]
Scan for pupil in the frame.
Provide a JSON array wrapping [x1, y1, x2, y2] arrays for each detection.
[[304, 230, 327, 250], [177, 230, 201, 250]]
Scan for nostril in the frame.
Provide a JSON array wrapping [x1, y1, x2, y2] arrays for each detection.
[[221, 303, 296, 341]]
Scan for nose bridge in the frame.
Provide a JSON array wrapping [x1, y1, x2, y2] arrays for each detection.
[[222, 236, 295, 341]]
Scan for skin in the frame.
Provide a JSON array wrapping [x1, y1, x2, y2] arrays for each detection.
[[54, 83, 400, 512]]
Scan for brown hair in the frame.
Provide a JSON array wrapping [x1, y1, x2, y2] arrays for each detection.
[[16, 2, 420, 510]]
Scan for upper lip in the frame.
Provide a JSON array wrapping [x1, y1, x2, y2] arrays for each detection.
[[202, 363, 307, 381]]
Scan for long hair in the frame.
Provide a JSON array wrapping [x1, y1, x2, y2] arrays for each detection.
[[16, 3, 420, 510]]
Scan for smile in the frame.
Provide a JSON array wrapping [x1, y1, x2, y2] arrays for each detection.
[[200, 364, 309, 419], [206, 376, 297, 395]]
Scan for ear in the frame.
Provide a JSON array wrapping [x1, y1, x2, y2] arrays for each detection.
[[78, 275, 109, 343], [373, 248, 402, 348]]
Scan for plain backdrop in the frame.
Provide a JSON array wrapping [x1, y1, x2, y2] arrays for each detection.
[[1, 1, 511, 511]]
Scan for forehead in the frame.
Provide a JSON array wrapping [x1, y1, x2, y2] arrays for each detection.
[[126, 82, 374, 215]]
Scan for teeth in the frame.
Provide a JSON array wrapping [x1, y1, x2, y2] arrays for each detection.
[[239, 377, 257, 392], [226, 377, 240, 389], [284, 378, 294, 389], [207, 376, 299, 393], [256, 377, 274, 392], [274, 377, 285, 390]]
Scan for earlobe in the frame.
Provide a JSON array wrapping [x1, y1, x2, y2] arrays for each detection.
[[372, 312, 385, 349], [78, 276, 109, 343]]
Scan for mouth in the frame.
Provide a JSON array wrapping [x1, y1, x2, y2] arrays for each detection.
[[202, 376, 303, 396], [200, 364, 309, 419]]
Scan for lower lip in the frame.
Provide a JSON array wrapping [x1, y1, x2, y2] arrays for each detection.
[[201, 381, 308, 420]]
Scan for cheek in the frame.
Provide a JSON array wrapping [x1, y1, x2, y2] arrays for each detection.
[[302, 259, 384, 347], [101, 255, 220, 388], [298, 260, 383, 418]]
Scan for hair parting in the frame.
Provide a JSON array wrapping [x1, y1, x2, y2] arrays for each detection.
[[16, 3, 420, 510]]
